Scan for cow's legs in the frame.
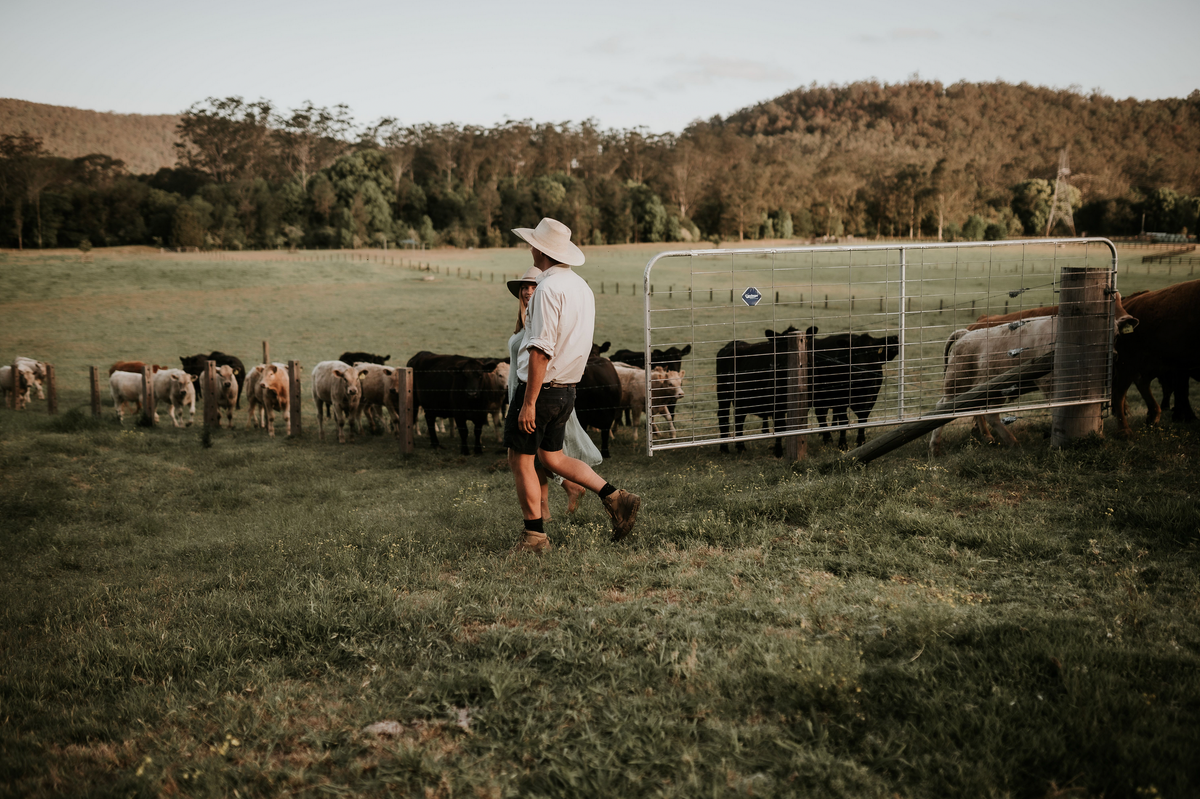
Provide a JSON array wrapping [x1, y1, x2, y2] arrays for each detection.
[[473, 419, 484, 455], [717, 399, 731, 453], [982, 413, 1018, 446], [455, 416, 470, 455], [733, 410, 748, 453], [425, 411, 441, 449]]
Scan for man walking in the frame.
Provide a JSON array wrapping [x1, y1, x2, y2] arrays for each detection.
[[505, 217, 641, 554]]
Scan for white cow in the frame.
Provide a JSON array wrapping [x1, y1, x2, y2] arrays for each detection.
[[650, 367, 686, 439], [1, 364, 35, 410], [611, 361, 649, 440], [928, 316, 1058, 455], [109, 370, 147, 422], [14, 357, 47, 400], [312, 360, 366, 443], [356, 363, 403, 437], [152, 369, 197, 428], [210, 365, 239, 427]]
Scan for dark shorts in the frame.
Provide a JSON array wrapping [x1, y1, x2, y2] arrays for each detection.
[[504, 383, 576, 455]]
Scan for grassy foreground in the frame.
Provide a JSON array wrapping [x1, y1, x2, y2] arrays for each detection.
[[1, 246, 1198, 798]]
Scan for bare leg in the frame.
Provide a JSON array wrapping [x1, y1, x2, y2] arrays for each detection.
[[509, 450, 550, 521], [537, 449, 606, 494], [562, 479, 586, 513]]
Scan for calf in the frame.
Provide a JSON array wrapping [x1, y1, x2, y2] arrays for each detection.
[[109, 370, 146, 422], [1, 364, 33, 410], [610, 361, 649, 440], [810, 331, 900, 449], [479, 361, 508, 442], [14, 357, 47, 400], [610, 345, 691, 424], [650, 366, 685, 439], [357, 363, 403, 436], [211, 365, 239, 427], [109, 361, 164, 376], [152, 368, 197, 428], [716, 326, 804, 457], [339, 351, 390, 366], [245, 363, 291, 437], [575, 342, 621, 458], [312, 360, 366, 443], [408, 351, 491, 455], [180, 352, 246, 409]]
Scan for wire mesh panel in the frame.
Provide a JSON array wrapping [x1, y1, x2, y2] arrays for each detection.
[[642, 239, 1119, 455]]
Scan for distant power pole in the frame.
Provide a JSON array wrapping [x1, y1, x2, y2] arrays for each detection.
[[1045, 147, 1076, 237]]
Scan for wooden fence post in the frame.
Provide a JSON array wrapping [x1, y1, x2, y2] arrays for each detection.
[[397, 366, 414, 454], [1051, 267, 1108, 447], [288, 361, 302, 437], [141, 365, 156, 426], [90, 366, 102, 417], [263, 341, 270, 366], [45, 364, 57, 414], [203, 360, 220, 429], [784, 330, 809, 461]]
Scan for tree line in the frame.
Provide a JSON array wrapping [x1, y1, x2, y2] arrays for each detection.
[[2, 80, 1199, 252]]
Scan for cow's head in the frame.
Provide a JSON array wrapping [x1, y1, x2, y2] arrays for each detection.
[[1111, 291, 1138, 336], [650, 367, 685, 402], [589, 341, 612, 360]]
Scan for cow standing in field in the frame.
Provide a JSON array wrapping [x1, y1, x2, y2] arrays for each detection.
[[356, 363, 403, 437], [610, 344, 691, 426], [1, 364, 33, 410], [1112, 279, 1200, 435], [650, 366, 685, 439], [211, 365, 239, 427], [109, 370, 146, 422], [109, 361, 164, 377], [14, 357, 47, 400], [610, 361, 649, 439], [312, 360, 366, 443], [407, 351, 491, 455], [574, 342, 621, 459], [930, 295, 1138, 454], [245, 363, 291, 437], [152, 369, 198, 428], [180, 352, 246, 409], [716, 326, 803, 457], [487, 362, 510, 440], [810, 331, 900, 450]]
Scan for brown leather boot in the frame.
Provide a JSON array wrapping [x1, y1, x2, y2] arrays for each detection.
[[510, 530, 552, 554], [602, 489, 641, 542]]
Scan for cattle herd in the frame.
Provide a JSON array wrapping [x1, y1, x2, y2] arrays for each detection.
[[3, 279, 1197, 457]]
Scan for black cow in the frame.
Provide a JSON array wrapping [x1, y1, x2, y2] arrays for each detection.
[[717, 327, 807, 457], [339, 351, 390, 366], [810, 332, 901, 449], [609, 344, 692, 424], [575, 342, 622, 458], [407, 351, 490, 455], [180, 351, 246, 409]]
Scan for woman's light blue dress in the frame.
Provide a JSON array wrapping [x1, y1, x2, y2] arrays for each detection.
[[508, 331, 603, 479]]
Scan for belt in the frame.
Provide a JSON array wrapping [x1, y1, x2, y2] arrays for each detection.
[[519, 380, 577, 390]]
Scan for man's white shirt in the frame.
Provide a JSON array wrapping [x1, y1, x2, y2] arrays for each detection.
[[517, 265, 596, 385]]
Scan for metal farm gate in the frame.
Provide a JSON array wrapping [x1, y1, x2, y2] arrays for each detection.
[[640, 238, 1121, 455]]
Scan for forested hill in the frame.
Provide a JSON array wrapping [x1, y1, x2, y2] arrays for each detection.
[[716, 81, 1200, 199], [0, 98, 179, 175]]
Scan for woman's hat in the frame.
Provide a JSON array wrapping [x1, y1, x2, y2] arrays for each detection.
[[511, 217, 585, 267], [507, 266, 541, 298]]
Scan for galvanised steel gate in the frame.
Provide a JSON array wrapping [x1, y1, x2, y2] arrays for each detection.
[[640, 239, 1120, 455]]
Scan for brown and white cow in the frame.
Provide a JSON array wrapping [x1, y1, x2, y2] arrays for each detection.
[[611, 361, 649, 440], [14, 357, 47, 400], [152, 368, 197, 428], [481, 361, 508, 442], [930, 294, 1137, 455], [246, 363, 291, 437], [109, 361, 164, 376], [312, 360, 366, 443], [109, 370, 146, 422]]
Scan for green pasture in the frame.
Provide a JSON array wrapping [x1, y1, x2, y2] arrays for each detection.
[[1, 243, 1198, 798]]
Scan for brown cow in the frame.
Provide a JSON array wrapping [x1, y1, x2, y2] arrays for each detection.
[[109, 361, 164, 376], [1112, 279, 1200, 436], [246, 363, 291, 437]]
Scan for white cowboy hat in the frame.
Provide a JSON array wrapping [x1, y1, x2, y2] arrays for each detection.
[[506, 266, 541, 298], [511, 217, 586, 267]]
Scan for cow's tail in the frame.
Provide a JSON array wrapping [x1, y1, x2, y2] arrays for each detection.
[[943, 329, 969, 365]]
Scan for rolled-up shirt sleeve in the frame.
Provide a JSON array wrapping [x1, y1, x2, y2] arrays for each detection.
[[524, 286, 561, 360]]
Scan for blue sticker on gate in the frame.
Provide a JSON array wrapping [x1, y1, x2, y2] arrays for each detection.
[[741, 287, 762, 306]]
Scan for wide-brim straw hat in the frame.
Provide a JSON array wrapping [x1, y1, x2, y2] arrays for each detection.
[[507, 266, 542, 298], [511, 217, 586, 267]]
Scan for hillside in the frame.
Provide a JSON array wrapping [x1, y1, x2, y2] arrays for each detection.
[[0, 98, 179, 175]]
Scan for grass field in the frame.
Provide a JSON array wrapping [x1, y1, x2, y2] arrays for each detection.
[[1, 243, 1198, 798]]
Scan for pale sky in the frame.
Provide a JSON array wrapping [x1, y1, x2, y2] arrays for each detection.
[[2, 0, 1197, 132]]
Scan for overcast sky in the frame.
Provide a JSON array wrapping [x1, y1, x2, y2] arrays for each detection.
[[2, 0, 1197, 132]]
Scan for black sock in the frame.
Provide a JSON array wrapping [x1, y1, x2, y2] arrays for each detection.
[[598, 484, 617, 500], [525, 518, 544, 534]]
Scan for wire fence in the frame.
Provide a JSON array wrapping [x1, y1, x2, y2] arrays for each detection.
[[641, 239, 1120, 454]]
